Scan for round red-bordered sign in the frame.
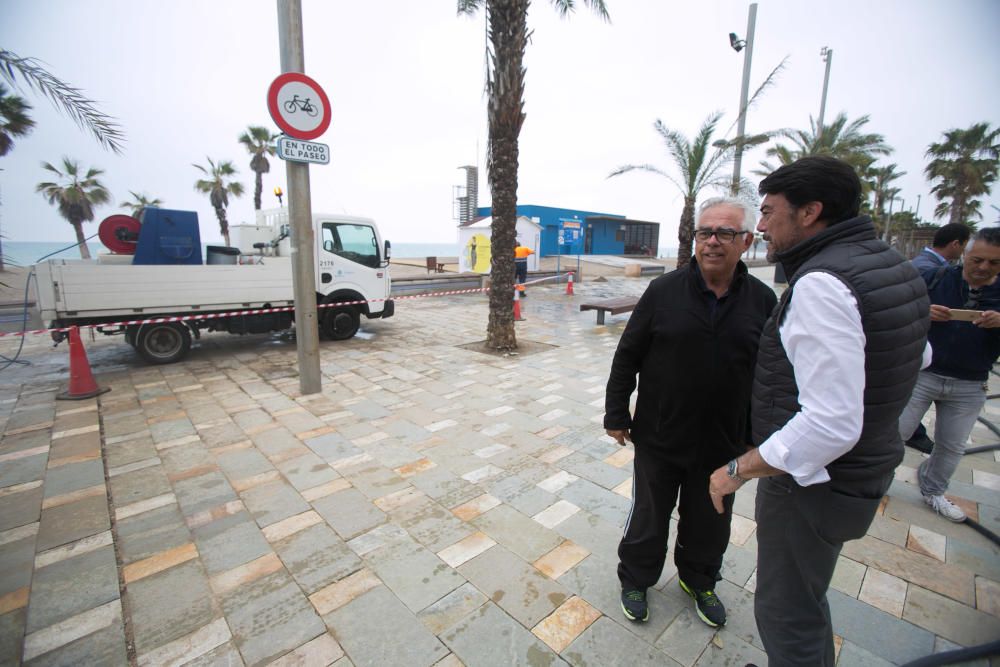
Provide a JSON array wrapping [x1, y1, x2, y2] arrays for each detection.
[[267, 72, 331, 141]]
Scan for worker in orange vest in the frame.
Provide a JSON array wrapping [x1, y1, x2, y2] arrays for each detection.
[[514, 241, 535, 297]]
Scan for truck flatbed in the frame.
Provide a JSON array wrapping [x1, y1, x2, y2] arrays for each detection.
[[37, 258, 298, 321]]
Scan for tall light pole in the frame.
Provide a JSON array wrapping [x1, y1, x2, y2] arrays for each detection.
[[883, 194, 897, 242], [729, 3, 757, 196], [817, 47, 833, 141]]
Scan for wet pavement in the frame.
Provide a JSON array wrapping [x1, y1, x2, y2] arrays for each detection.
[[0, 273, 997, 666]]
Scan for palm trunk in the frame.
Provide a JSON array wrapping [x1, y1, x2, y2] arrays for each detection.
[[254, 172, 263, 210], [72, 220, 91, 259], [216, 207, 230, 247], [675, 196, 695, 268], [949, 196, 965, 226], [484, 0, 528, 351]]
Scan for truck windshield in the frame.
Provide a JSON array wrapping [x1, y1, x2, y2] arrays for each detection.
[[321, 223, 379, 268]]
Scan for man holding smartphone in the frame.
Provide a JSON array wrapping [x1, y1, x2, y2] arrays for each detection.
[[897, 227, 1000, 521]]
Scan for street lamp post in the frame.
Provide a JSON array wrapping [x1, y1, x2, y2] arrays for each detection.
[[817, 47, 833, 140], [884, 195, 897, 243], [729, 3, 757, 196]]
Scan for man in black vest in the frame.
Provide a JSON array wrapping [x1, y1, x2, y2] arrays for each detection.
[[707, 157, 929, 666], [605, 197, 777, 628]]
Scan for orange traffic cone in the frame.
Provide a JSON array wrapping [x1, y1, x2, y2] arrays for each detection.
[[57, 327, 110, 401], [513, 287, 525, 322], [566, 272, 575, 296]]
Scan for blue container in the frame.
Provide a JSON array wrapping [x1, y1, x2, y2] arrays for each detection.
[[132, 208, 203, 265]]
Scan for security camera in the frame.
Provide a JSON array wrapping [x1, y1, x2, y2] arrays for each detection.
[[729, 32, 745, 52]]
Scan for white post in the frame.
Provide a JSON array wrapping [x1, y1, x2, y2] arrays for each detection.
[[730, 3, 757, 196], [817, 47, 833, 140]]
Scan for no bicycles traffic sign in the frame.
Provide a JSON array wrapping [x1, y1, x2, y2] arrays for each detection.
[[267, 72, 331, 141]]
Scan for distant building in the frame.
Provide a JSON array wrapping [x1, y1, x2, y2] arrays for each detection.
[[470, 204, 659, 257], [457, 216, 541, 274]]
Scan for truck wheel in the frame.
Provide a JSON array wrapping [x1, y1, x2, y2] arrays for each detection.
[[321, 306, 360, 340], [135, 323, 192, 364]]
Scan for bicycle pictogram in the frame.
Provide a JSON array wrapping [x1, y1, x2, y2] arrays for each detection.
[[283, 95, 319, 117]]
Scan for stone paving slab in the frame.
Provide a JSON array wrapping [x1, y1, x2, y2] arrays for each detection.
[[828, 588, 935, 663], [25, 545, 119, 634], [192, 510, 271, 576], [439, 602, 565, 667], [220, 569, 325, 666], [459, 544, 569, 628], [327, 586, 448, 667], [365, 533, 466, 613], [273, 522, 362, 595], [128, 560, 217, 657], [35, 496, 109, 553], [312, 488, 386, 540], [0, 278, 997, 665]]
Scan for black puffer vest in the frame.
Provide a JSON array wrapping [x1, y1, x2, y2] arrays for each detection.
[[752, 216, 930, 484]]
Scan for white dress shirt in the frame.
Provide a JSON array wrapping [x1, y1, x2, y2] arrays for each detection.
[[758, 272, 933, 485]]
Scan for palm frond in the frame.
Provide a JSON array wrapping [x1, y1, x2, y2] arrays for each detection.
[[0, 49, 125, 154]]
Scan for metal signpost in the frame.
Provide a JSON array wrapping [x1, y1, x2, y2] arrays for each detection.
[[271, 1, 330, 395]]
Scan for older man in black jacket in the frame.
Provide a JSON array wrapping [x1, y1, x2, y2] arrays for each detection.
[[605, 197, 776, 627]]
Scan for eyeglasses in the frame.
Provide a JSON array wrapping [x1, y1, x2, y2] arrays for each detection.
[[694, 228, 748, 244]]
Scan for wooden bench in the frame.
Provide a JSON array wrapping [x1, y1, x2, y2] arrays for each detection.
[[579, 296, 640, 325]]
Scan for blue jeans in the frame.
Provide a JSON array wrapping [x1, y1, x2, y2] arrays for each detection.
[[897, 371, 987, 496]]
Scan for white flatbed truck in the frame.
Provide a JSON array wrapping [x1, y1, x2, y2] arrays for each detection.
[[33, 209, 394, 364]]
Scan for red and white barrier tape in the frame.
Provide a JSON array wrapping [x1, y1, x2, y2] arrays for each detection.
[[0, 272, 575, 338]]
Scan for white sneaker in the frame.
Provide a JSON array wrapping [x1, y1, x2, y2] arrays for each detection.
[[923, 494, 966, 522]]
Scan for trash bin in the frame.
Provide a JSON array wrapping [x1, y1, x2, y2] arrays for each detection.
[[206, 246, 240, 265]]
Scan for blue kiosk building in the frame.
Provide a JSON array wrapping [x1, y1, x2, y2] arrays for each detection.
[[474, 204, 660, 257]]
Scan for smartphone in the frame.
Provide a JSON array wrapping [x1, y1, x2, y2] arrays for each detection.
[[949, 309, 983, 322]]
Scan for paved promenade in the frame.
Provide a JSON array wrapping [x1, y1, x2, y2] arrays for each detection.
[[0, 274, 997, 666]]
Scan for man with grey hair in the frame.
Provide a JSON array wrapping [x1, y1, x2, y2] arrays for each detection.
[[605, 196, 776, 627]]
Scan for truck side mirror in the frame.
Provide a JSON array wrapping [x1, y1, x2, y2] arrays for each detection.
[[383, 240, 392, 266]]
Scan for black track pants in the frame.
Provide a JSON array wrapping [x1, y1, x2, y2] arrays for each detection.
[[617, 443, 733, 591]]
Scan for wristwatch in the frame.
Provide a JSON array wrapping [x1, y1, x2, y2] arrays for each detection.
[[726, 458, 748, 483]]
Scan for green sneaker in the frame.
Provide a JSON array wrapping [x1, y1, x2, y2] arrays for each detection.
[[620, 587, 649, 622], [679, 578, 727, 627]]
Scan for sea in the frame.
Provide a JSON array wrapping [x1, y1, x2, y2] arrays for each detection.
[[2, 240, 679, 267]]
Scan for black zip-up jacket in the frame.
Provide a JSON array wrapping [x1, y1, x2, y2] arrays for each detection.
[[604, 260, 777, 471]]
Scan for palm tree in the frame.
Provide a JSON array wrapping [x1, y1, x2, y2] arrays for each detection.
[[238, 126, 278, 210], [1, 49, 124, 154], [925, 122, 1000, 225], [756, 112, 891, 177], [0, 84, 34, 156], [120, 191, 164, 220], [35, 158, 111, 259], [457, 0, 609, 351], [867, 162, 906, 236], [610, 112, 738, 269], [193, 158, 244, 246]]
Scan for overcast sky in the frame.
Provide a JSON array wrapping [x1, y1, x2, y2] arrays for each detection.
[[2, 0, 999, 250]]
